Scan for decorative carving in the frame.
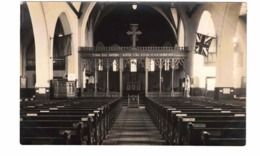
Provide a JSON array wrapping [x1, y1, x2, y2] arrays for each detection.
[[154, 59, 161, 68], [173, 58, 184, 69], [137, 59, 145, 68], [123, 58, 131, 68], [83, 58, 95, 73], [123, 58, 145, 68]]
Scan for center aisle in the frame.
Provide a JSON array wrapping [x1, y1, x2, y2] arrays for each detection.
[[102, 106, 165, 145]]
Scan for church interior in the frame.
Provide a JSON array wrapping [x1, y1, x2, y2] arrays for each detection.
[[19, 1, 247, 146]]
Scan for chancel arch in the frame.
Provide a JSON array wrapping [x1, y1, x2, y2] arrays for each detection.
[[79, 2, 187, 98], [92, 3, 177, 47]]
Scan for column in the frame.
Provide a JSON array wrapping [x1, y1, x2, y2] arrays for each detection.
[[159, 59, 162, 96], [215, 3, 242, 100], [67, 34, 79, 93], [49, 37, 54, 80], [79, 57, 84, 97], [119, 57, 123, 97], [27, 2, 50, 99], [20, 47, 27, 98], [106, 58, 110, 96], [171, 58, 175, 97], [94, 59, 97, 96], [145, 57, 149, 97], [20, 46, 26, 77]]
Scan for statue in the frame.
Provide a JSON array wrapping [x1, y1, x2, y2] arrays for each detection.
[[184, 75, 191, 97]]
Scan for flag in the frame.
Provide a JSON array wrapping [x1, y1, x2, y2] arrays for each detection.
[[53, 34, 72, 58], [195, 33, 214, 57]]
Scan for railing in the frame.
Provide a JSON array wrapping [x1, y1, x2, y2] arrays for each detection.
[[147, 92, 183, 98], [84, 92, 120, 98], [79, 46, 189, 52]]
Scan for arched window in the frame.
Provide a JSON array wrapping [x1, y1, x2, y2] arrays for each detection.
[[197, 10, 217, 64]]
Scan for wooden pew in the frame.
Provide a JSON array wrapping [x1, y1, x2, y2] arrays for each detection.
[[163, 107, 244, 140], [20, 113, 92, 145], [175, 117, 245, 145], [187, 123, 245, 145], [21, 112, 104, 145], [201, 131, 246, 146], [160, 105, 244, 141], [20, 97, 122, 145], [145, 97, 245, 146], [20, 125, 83, 145]]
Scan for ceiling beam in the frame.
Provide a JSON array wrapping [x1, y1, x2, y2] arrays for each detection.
[[66, 2, 82, 19]]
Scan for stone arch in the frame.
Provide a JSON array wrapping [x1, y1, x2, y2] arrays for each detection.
[[195, 10, 217, 87], [149, 6, 177, 41], [79, 2, 97, 47], [58, 12, 73, 35], [80, 2, 181, 47], [21, 2, 35, 79], [20, 2, 36, 97], [175, 6, 189, 47], [197, 10, 216, 37], [52, 12, 74, 79]]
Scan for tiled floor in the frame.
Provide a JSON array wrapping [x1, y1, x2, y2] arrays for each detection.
[[102, 106, 165, 145]]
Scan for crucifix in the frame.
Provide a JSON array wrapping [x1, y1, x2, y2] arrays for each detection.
[[127, 24, 142, 48]]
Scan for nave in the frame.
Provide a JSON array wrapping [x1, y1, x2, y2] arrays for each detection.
[[102, 107, 165, 145], [20, 96, 245, 146]]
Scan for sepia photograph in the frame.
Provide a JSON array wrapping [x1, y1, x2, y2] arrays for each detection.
[[19, 1, 247, 147]]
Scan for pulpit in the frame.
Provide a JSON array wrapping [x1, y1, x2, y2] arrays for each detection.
[[51, 79, 76, 99]]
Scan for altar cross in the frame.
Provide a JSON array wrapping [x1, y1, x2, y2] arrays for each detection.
[[127, 24, 142, 48]]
